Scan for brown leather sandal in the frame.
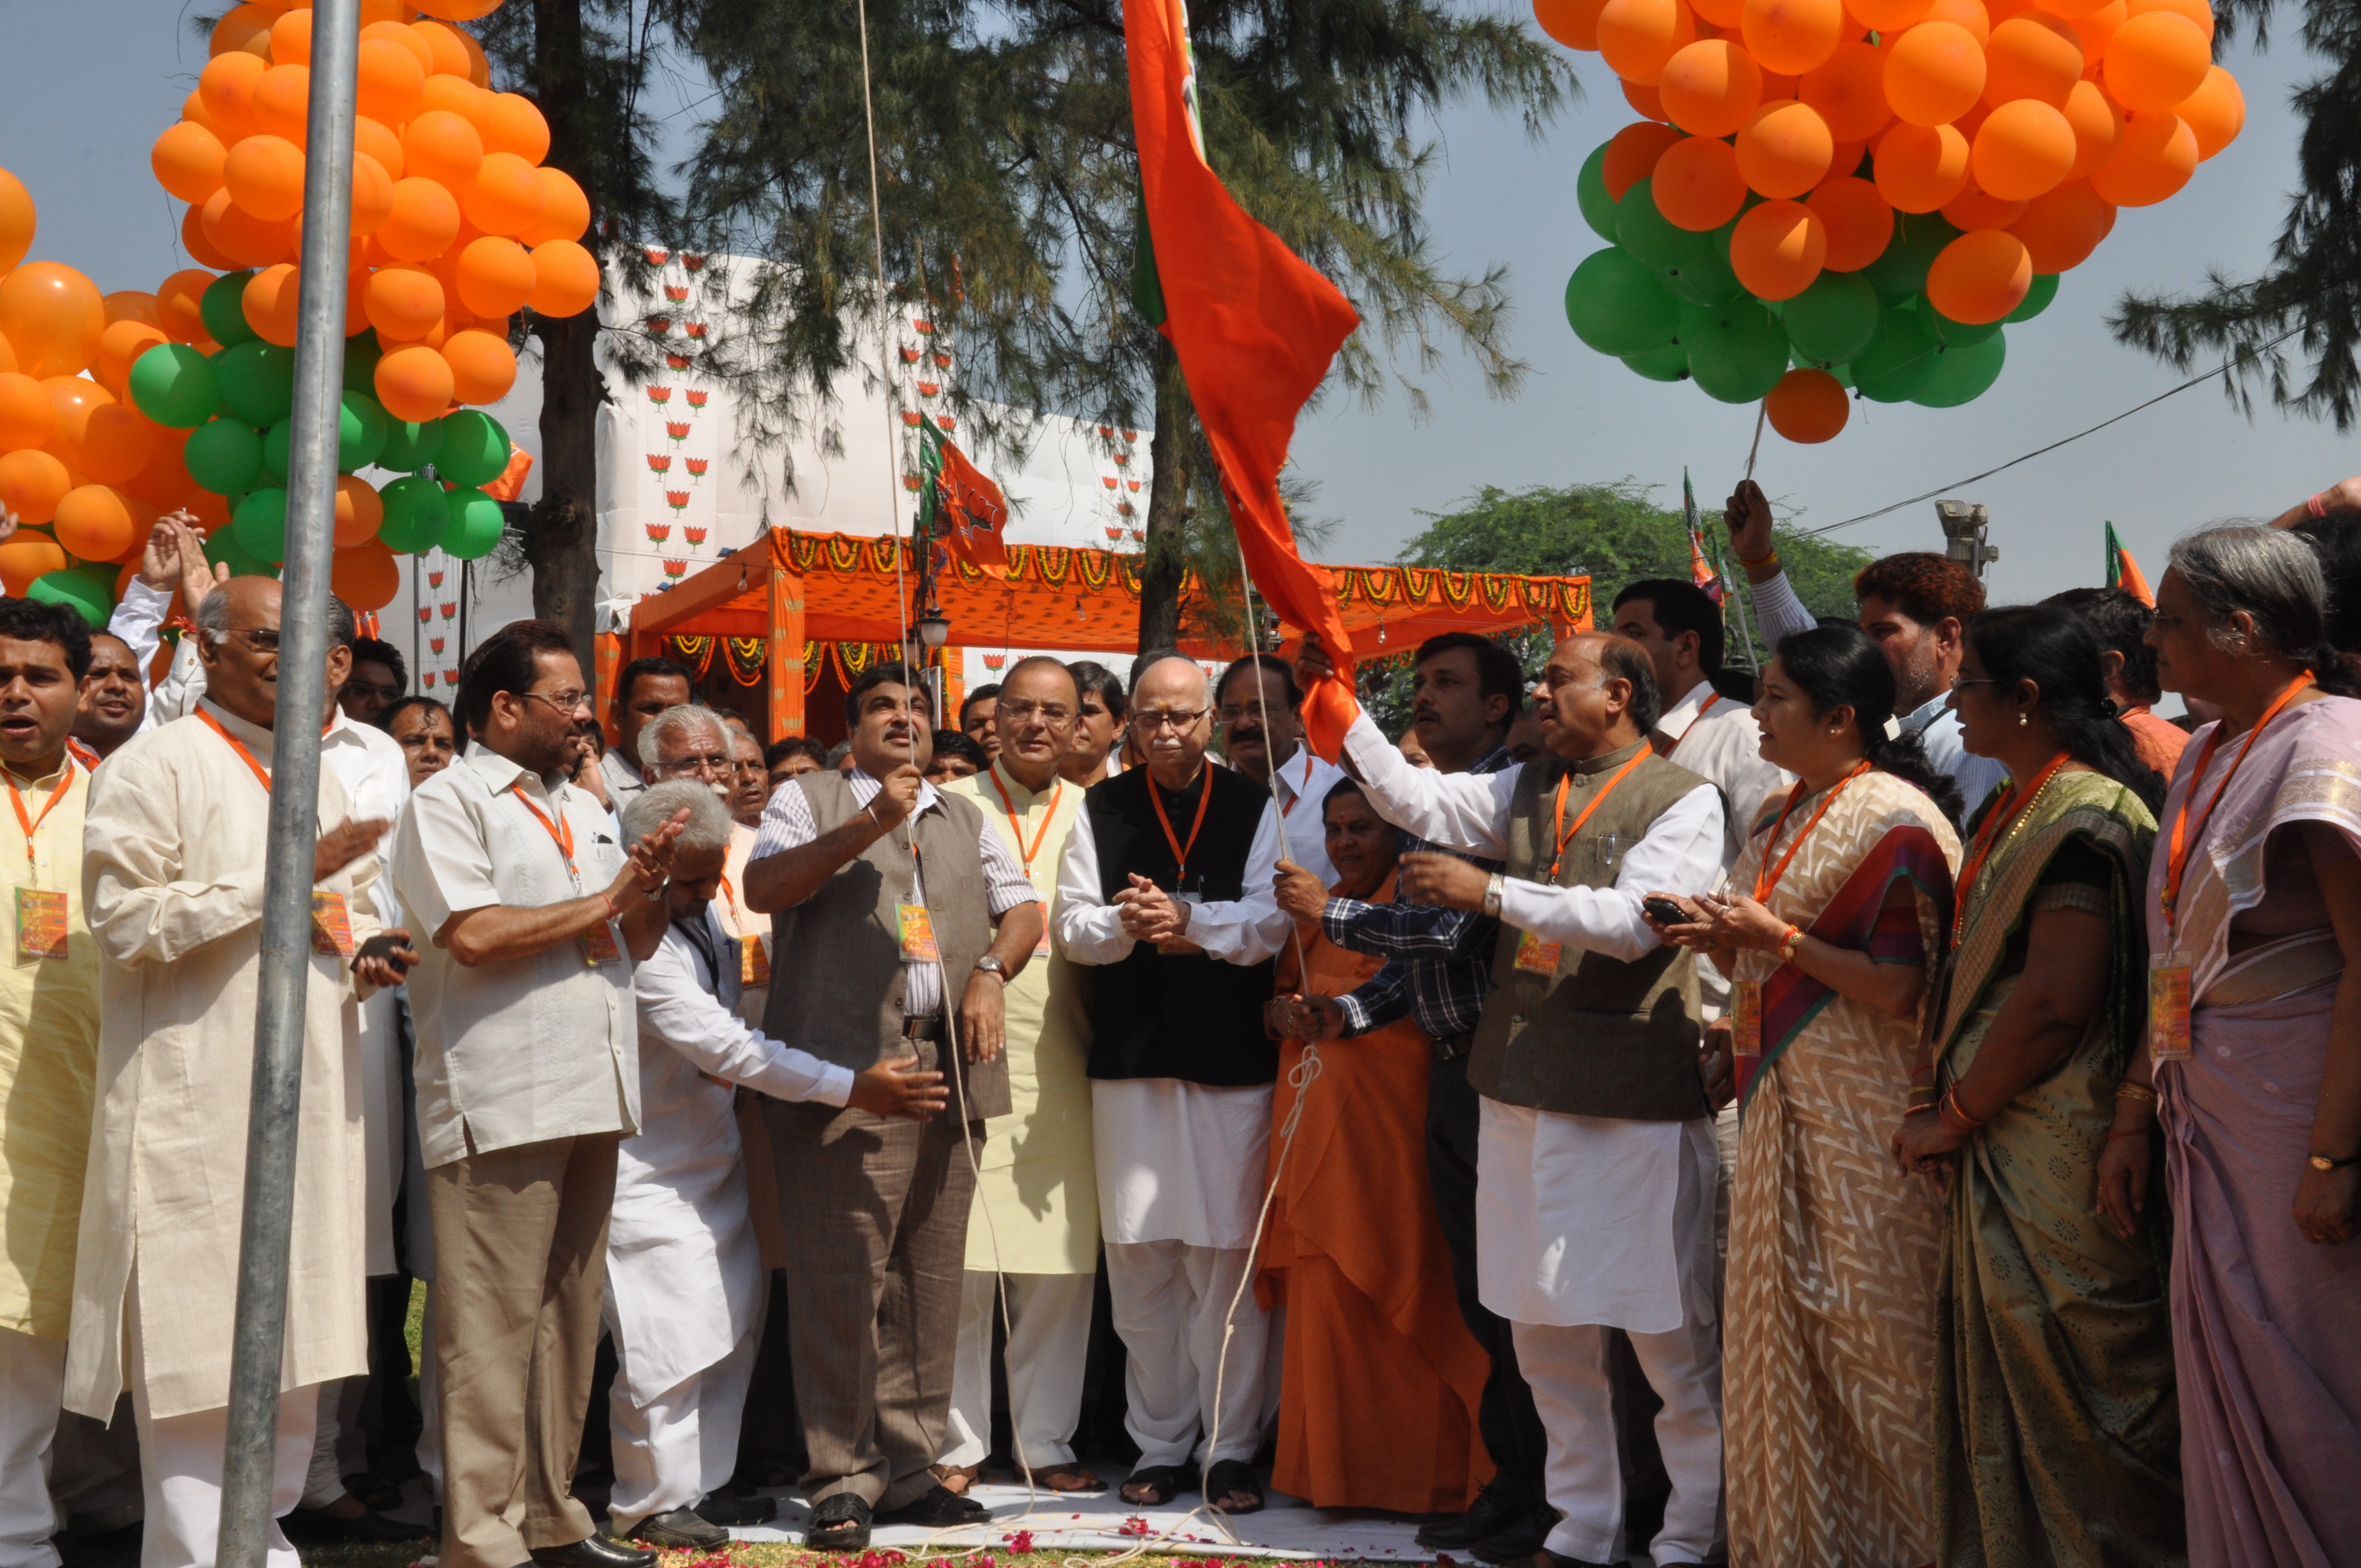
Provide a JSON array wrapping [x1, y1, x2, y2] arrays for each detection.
[[930, 1461, 982, 1496]]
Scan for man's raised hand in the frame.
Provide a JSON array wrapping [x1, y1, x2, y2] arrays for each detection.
[[868, 764, 923, 832]]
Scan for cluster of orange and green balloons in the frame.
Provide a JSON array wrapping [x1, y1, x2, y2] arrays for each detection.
[[0, 0, 595, 623], [1541, 0, 2240, 440]]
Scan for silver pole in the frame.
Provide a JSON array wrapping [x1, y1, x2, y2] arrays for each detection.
[[215, 2, 358, 1563]]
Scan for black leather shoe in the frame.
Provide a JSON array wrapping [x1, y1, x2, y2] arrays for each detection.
[[628, 1509, 729, 1550], [529, 1536, 658, 1568], [1416, 1478, 1534, 1550], [874, 1484, 988, 1527], [805, 1493, 872, 1553], [1469, 1501, 1562, 1565], [694, 1491, 777, 1527], [282, 1507, 432, 1545]]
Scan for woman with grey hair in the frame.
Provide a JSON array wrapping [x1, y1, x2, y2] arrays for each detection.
[[2095, 524, 2361, 1563]]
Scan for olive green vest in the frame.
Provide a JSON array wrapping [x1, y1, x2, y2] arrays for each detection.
[[1468, 739, 1713, 1121]]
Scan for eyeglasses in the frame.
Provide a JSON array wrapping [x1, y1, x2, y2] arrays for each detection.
[[1132, 708, 1206, 732], [344, 679, 402, 703], [1214, 704, 1292, 726], [998, 700, 1074, 723], [224, 628, 281, 652], [520, 689, 590, 713]]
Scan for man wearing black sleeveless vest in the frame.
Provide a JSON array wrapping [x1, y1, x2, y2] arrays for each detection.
[[1052, 654, 1291, 1516], [1300, 632, 1728, 1568]]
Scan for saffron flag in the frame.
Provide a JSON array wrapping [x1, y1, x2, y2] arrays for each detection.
[[920, 423, 1010, 579], [2105, 521, 2153, 606], [1124, 0, 1362, 756], [1682, 468, 1724, 605]]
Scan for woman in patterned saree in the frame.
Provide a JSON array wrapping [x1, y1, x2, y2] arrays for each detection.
[[1890, 605, 2179, 1567], [1648, 623, 1962, 1568], [2095, 526, 2361, 1567]]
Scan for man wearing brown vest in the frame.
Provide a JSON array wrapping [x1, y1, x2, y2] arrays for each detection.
[[742, 663, 1043, 1553], [1299, 632, 1727, 1568]]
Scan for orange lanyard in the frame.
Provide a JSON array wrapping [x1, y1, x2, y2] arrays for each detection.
[[1949, 751, 2071, 940], [1751, 758, 1870, 905], [508, 780, 580, 874], [2162, 676, 2311, 946], [1548, 748, 1651, 878], [1663, 692, 1719, 755], [198, 708, 276, 792], [5, 760, 73, 870], [988, 766, 1063, 878], [1279, 751, 1317, 816], [1149, 765, 1215, 884]]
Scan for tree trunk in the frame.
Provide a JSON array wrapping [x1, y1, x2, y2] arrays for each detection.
[[525, 0, 601, 657], [1136, 339, 1193, 655]]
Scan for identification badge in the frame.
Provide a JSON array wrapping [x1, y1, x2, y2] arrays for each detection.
[[1514, 928, 1564, 974], [742, 933, 770, 987], [1731, 978, 1763, 1065], [309, 890, 355, 959], [580, 920, 623, 967], [897, 902, 940, 963], [13, 886, 66, 964], [2148, 954, 2192, 1060]]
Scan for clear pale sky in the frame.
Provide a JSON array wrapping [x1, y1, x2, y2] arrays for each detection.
[[3, 1, 2348, 607]]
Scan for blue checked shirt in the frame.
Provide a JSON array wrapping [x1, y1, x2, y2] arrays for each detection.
[[1321, 743, 1513, 1041]]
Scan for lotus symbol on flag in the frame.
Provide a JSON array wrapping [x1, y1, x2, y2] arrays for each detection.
[[1106, 526, 1123, 540], [445, 668, 460, 687], [686, 389, 709, 411], [683, 254, 706, 271], [1112, 453, 1130, 466], [645, 247, 670, 266], [917, 382, 940, 399], [421, 671, 435, 688], [1127, 480, 1141, 492], [1123, 430, 1138, 442], [427, 571, 444, 589], [933, 352, 951, 369], [666, 422, 692, 445], [646, 316, 671, 335], [647, 454, 672, 475], [667, 354, 693, 371], [649, 386, 673, 406], [685, 525, 709, 545], [1102, 477, 1117, 489], [685, 322, 708, 340], [1097, 425, 1114, 439], [903, 473, 923, 492], [686, 457, 709, 481], [430, 638, 446, 655], [665, 489, 692, 515], [912, 319, 934, 335], [662, 559, 688, 579], [646, 522, 671, 543], [663, 285, 689, 304], [418, 607, 432, 624], [983, 654, 1005, 672], [439, 602, 457, 621], [1117, 501, 1135, 516], [900, 347, 922, 364], [935, 415, 954, 432], [901, 410, 923, 427]]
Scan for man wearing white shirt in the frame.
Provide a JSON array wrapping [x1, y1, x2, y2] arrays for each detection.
[[1723, 482, 2002, 816], [1611, 580, 1791, 839], [97, 515, 222, 742], [601, 657, 694, 809], [1215, 654, 1345, 887], [1053, 654, 1292, 1517], [1299, 631, 1727, 1568]]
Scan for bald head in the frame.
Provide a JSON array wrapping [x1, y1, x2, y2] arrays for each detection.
[[1533, 631, 1660, 761]]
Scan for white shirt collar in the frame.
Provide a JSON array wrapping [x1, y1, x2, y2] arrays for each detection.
[[465, 740, 573, 801], [1903, 691, 1955, 734], [1656, 677, 1718, 735], [197, 697, 276, 755], [848, 764, 940, 817]]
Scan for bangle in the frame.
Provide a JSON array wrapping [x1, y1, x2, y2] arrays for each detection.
[[1903, 1102, 1938, 1118], [1939, 1086, 1987, 1132], [2114, 1081, 2156, 1104], [1740, 550, 1780, 572]]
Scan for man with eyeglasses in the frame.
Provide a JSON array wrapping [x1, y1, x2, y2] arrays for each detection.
[[1215, 655, 1343, 892], [932, 658, 1104, 1496], [391, 620, 687, 1568], [640, 706, 772, 1028], [339, 639, 409, 727]]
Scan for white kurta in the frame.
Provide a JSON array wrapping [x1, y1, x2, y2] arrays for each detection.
[[607, 910, 850, 1407], [68, 703, 380, 1421]]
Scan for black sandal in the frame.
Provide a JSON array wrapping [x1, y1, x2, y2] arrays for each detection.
[[804, 1493, 872, 1553], [1203, 1459, 1264, 1516], [1119, 1464, 1199, 1506]]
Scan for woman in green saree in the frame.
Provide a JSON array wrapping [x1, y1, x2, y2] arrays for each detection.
[[1889, 605, 2182, 1568]]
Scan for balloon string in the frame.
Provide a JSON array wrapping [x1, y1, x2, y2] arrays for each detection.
[[1744, 399, 1767, 484]]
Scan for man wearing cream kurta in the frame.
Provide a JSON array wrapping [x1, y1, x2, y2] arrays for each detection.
[[68, 578, 415, 1568], [937, 657, 1102, 1493], [0, 601, 105, 1568]]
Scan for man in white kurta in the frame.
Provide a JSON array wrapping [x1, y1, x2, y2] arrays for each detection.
[[938, 658, 1102, 1491], [68, 578, 410, 1568]]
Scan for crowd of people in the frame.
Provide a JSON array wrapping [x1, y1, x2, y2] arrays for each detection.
[[0, 491, 2358, 1568]]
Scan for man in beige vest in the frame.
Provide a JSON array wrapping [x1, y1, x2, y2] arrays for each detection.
[[743, 662, 1043, 1553], [1299, 632, 1727, 1568]]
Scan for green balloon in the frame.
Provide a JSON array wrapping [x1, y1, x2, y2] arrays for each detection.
[[1913, 330, 2007, 407], [440, 488, 508, 560], [1577, 143, 1621, 244], [1852, 302, 1943, 402], [1564, 249, 1681, 359], [343, 331, 383, 396], [1782, 272, 1881, 365], [262, 419, 291, 485], [202, 525, 275, 581], [199, 271, 259, 350], [2006, 273, 2059, 323], [434, 409, 511, 488], [184, 419, 265, 497], [128, 344, 219, 429], [1663, 227, 1744, 306], [1615, 178, 1708, 274], [377, 474, 451, 554], [214, 342, 296, 428], [1860, 213, 1960, 301], [1622, 343, 1692, 382], [1682, 298, 1789, 404], [1933, 308, 2001, 346], [378, 416, 445, 473], [340, 391, 389, 472], [26, 565, 116, 629], [232, 487, 290, 565]]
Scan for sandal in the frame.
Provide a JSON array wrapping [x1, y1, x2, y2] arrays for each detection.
[[1025, 1463, 1107, 1494], [930, 1462, 981, 1496], [805, 1493, 872, 1553], [1119, 1464, 1199, 1507], [1204, 1459, 1264, 1516]]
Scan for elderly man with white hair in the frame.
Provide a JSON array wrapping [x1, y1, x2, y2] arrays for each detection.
[[603, 780, 951, 1549], [636, 705, 774, 1027]]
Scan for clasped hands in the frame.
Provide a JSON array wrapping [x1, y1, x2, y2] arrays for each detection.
[[1116, 873, 1200, 952]]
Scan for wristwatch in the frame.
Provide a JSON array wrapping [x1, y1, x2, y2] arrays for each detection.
[[974, 955, 1007, 978]]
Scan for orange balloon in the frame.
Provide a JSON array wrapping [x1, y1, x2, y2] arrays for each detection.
[[95, 321, 169, 398], [199, 51, 269, 144], [1731, 199, 1828, 297], [269, 6, 312, 65], [480, 94, 552, 164], [455, 18, 492, 85], [222, 133, 306, 222], [241, 264, 301, 349], [1737, 99, 1835, 195], [0, 374, 54, 453], [253, 63, 312, 145], [418, 74, 485, 123], [1744, 0, 1845, 74], [349, 150, 396, 237], [156, 271, 215, 344], [2060, 77, 2122, 178], [1695, 0, 1749, 24], [403, 108, 485, 192], [527, 239, 601, 318], [1660, 41, 1765, 136], [1536, 0, 1614, 48], [182, 88, 224, 138], [443, 329, 517, 404], [332, 540, 402, 608], [0, 451, 71, 527], [455, 237, 538, 319], [2009, 177, 2113, 268], [462, 151, 546, 237], [356, 36, 428, 127], [1603, 121, 1689, 198], [409, 18, 474, 78], [1971, 96, 2076, 197], [2039, 0, 2118, 19], [1981, 14, 2082, 105], [367, 265, 448, 340], [0, 265, 105, 382], [1885, 21, 1987, 124], [201, 189, 295, 268], [119, 426, 195, 510], [0, 535, 69, 594], [2125, 0, 2212, 37], [2089, 108, 2195, 204], [334, 476, 386, 548], [0, 331, 14, 378], [1800, 40, 1895, 141], [379, 177, 463, 263], [1765, 367, 1850, 440], [181, 204, 236, 272], [2175, 64, 2244, 160], [74, 402, 153, 488], [2104, 9, 2208, 108], [363, 18, 437, 74], [184, 489, 231, 531], [53, 484, 136, 563], [354, 115, 407, 181], [376, 344, 456, 423], [1624, 77, 1673, 119], [209, 2, 276, 59], [1598, 0, 1699, 85], [414, 0, 503, 19], [518, 167, 590, 246], [104, 292, 160, 330], [2069, 0, 2126, 61], [1653, 137, 1751, 229], [1926, 227, 2032, 321], [1846, 0, 1932, 28], [1874, 121, 1973, 210], [1924, 0, 1993, 41], [1808, 175, 1895, 268], [151, 122, 230, 205], [1823, 136, 1869, 182], [1940, 178, 2028, 228]]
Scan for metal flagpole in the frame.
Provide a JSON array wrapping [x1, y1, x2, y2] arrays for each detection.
[[215, 2, 359, 1562]]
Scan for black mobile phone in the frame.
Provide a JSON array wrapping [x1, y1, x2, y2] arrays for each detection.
[[1642, 895, 1690, 925]]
